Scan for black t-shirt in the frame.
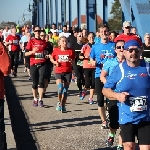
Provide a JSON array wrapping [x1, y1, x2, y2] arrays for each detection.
[[142, 43, 150, 58], [45, 41, 53, 65], [72, 42, 84, 63]]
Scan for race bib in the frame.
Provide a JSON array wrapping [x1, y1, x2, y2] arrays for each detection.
[[129, 96, 147, 112], [35, 52, 44, 60], [77, 60, 83, 66], [13, 40, 18, 45]]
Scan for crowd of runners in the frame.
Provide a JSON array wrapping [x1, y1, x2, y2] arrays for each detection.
[[0, 20, 150, 150]]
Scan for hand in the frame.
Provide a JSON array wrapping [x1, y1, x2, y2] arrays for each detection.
[[84, 55, 89, 59], [116, 92, 129, 103], [55, 61, 59, 66], [9, 40, 12, 44], [32, 47, 39, 54], [91, 60, 96, 66]]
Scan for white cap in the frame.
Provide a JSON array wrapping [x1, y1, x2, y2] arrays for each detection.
[[123, 21, 131, 27]]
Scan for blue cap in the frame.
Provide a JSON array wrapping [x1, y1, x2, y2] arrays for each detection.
[[124, 40, 141, 50]]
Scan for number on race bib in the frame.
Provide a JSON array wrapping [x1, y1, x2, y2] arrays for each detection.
[[129, 96, 147, 112], [35, 53, 44, 60]]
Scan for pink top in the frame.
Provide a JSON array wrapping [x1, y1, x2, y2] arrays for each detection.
[[81, 44, 96, 69]]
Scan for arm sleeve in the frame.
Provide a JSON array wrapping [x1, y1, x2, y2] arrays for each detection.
[[102, 60, 110, 73], [104, 65, 120, 89], [90, 45, 95, 60]]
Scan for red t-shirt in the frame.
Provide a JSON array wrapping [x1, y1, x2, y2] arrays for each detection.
[[26, 38, 47, 66], [6, 34, 20, 51], [51, 48, 75, 73], [114, 33, 142, 46]]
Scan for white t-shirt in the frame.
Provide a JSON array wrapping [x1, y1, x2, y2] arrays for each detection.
[[2, 30, 11, 41], [59, 32, 71, 38], [50, 29, 58, 34]]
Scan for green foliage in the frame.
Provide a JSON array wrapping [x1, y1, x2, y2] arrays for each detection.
[[108, 0, 122, 31]]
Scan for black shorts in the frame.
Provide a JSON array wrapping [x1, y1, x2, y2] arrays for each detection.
[[55, 72, 72, 82], [107, 100, 119, 129], [120, 121, 150, 145]]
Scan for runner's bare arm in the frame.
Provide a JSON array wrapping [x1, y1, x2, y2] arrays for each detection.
[[102, 88, 129, 102], [100, 70, 108, 84]]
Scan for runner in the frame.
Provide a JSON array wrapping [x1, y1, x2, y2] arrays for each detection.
[[5, 26, 21, 77], [102, 40, 150, 150], [24, 32, 32, 80], [90, 34, 116, 129], [79, 32, 96, 104], [50, 36, 75, 113], [142, 33, 150, 62], [0, 42, 11, 150], [25, 25, 47, 107], [72, 30, 85, 98], [2, 26, 11, 44], [100, 40, 125, 149], [40, 31, 53, 98]]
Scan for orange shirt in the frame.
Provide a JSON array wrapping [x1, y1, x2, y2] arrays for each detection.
[[81, 44, 96, 69], [0, 43, 11, 99]]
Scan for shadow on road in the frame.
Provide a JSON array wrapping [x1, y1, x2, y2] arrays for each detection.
[[4, 76, 39, 150]]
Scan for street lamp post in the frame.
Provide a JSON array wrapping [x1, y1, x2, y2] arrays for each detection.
[[28, 1, 37, 25]]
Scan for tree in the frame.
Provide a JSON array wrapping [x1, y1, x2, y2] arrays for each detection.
[[108, 0, 122, 31]]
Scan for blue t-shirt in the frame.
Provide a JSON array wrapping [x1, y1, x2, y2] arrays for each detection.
[[94, 37, 101, 44], [103, 57, 119, 76], [104, 60, 150, 124], [90, 42, 116, 78]]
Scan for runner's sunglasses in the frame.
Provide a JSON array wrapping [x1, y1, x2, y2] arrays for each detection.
[[116, 46, 124, 49], [127, 48, 141, 53]]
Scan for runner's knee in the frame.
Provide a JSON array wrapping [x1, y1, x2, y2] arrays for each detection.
[[58, 83, 63, 94]]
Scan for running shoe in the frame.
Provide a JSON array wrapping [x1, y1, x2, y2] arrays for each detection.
[[56, 102, 61, 111], [88, 98, 94, 105], [39, 100, 44, 107], [33, 100, 38, 107], [117, 146, 123, 150], [106, 136, 114, 147], [61, 106, 67, 113], [80, 90, 86, 100], [101, 121, 109, 129]]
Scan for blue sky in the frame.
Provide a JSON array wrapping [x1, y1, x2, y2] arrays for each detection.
[[0, 0, 114, 25]]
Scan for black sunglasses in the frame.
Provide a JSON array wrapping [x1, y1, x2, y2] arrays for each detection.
[[34, 30, 41, 32], [40, 35, 45, 37], [116, 46, 124, 49], [125, 26, 131, 29], [127, 48, 141, 53]]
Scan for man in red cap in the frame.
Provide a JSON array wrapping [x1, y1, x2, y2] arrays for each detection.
[[114, 21, 142, 45]]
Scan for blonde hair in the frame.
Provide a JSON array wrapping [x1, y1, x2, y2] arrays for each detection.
[[58, 36, 68, 46]]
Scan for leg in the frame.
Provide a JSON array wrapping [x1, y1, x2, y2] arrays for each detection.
[[138, 122, 150, 150], [30, 65, 39, 104], [9, 51, 14, 73], [55, 74, 63, 111], [13, 51, 19, 74], [120, 123, 136, 150], [38, 64, 46, 101], [0, 100, 7, 150], [95, 77, 107, 128]]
